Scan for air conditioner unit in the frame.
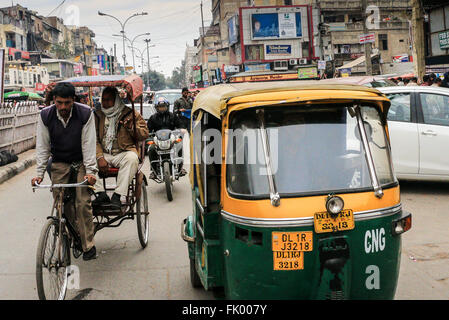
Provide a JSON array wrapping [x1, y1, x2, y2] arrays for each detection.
[[273, 60, 288, 71], [298, 58, 308, 65], [289, 59, 298, 65]]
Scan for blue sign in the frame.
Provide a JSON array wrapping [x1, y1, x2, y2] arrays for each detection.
[[266, 45, 292, 55], [244, 63, 271, 72], [295, 13, 302, 37], [228, 16, 238, 46]]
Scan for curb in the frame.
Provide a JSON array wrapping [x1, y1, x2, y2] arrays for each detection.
[[0, 151, 36, 185]]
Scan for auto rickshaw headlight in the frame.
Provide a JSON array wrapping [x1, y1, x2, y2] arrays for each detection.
[[326, 196, 344, 216]]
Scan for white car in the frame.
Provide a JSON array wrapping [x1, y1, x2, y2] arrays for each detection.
[[152, 89, 182, 113], [378, 86, 449, 181]]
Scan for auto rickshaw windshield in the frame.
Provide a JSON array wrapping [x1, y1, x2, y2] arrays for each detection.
[[226, 104, 396, 198]]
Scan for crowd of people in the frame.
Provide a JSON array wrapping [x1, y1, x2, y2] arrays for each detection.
[[391, 72, 449, 88]]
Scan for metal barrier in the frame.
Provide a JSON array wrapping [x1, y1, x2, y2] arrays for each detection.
[[0, 101, 40, 154]]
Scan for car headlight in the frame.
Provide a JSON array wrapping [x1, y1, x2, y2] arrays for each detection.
[[326, 195, 344, 216]]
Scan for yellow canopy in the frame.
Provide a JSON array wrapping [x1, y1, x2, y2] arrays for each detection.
[[192, 80, 390, 119]]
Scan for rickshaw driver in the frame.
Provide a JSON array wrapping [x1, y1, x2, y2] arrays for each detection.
[[92, 87, 149, 209], [31, 82, 98, 261]]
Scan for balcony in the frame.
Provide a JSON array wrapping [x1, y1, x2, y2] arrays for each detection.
[[327, 21, 410, 32], [320, 0, 411, 11]]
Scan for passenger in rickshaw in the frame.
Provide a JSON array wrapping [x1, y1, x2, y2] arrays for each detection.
[[92, 86, 149, 209]]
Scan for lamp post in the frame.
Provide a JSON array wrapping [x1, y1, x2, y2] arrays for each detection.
[[113, 32, 150, 73], [98, 10, 148, 74]]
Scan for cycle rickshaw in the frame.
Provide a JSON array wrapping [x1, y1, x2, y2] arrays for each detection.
[[33, 75, 150, 300]]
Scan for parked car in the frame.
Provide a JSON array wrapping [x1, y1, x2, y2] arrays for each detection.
[[378, 86, 449, 181]]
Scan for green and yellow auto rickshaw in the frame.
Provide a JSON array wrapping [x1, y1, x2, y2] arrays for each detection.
[[182, 80, 412, 299]]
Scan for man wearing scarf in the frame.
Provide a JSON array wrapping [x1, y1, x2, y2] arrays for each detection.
[[92, 87, 149, 209]]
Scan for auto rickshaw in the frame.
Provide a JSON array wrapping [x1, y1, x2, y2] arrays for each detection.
[[181, 80, 412, 299]]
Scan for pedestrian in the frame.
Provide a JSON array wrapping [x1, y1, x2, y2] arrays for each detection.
[[174, 87, 193, 133], [441, 72, 449, 88], [31, 82, 98, 261], [407, 77, 418, 86], [397, 77, 404, 86], [403, 78, 410, 86], [421, 75, 431, 86], [432, 77, 442, 87]]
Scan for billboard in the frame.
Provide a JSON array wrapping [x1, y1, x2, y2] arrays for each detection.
[[251, 12, 302, 40], [228, 15, 239, 46]]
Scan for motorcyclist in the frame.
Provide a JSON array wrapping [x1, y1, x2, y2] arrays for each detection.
[[147, 97, 186, 179]]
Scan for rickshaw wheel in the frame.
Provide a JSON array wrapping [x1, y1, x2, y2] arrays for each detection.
[[136, 179, 149, 248], [190, 257, 202, 288], [36, 219, 70, 300], [163, 162, 173, 201]]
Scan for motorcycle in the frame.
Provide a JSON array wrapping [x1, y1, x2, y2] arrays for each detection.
[[147, 129, 184, 201]]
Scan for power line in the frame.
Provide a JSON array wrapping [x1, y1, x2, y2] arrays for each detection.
[[46, 0, 66, 17]]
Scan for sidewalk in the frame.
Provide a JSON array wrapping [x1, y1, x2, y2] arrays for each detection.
[[0, 149, 36, 184]]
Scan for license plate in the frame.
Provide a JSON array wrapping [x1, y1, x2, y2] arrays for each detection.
[[314, 209, 354, 233], [273, 251, 304, 270], [272, 231, 313, 252]]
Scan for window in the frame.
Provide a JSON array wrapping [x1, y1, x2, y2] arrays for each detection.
[[379, 34, 388, 51], [285, 0, 292, 4], [387, 93, 411, 122], [226, 105, 395, 197], [420, 93, 449, 126]]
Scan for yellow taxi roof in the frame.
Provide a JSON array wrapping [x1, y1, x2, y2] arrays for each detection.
[[192, 80, 390, 119]]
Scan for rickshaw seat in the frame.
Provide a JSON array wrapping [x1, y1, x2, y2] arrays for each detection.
[[99, 167, 119, 179]]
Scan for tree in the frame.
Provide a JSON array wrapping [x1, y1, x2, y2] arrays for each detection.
[[143, 70, 167, 91], [167, 59, 187, 89], [51, 40, 71, 59]]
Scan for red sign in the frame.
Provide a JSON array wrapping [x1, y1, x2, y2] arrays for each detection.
[[8, 48, 30, 60], [359, 33, 375, 44], [35, 83, 46, 92], [192, 65, 201, 71]]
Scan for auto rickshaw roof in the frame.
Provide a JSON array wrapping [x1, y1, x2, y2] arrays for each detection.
[[57, 75, 143, 102], [192, 80, 391, 119]]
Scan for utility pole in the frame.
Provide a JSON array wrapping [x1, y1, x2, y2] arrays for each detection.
[[411, 0, 425, 81], [200, 1, 206, 85], [144, 39, 151, 88], [362, 0, 373, 75]]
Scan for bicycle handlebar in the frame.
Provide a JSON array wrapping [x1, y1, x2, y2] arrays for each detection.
[[33, 179, 90, 190]]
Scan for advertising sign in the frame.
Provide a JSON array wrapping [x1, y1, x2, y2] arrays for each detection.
[[278, 13, 297, 38], [392, 54, 409, 63], [251, 12, 302, 39], [438, 31, 449, 50], [339, 68, 352, 77], [228, 15, 238, 46], [266, 44, 292, 55], [244, 63, 271, 72], [0, 49, 4, 103], [359, 33, 375, 44], [297, 66, 318, 79], [74, 63, 84, 74], [318, 60, 326, 70]]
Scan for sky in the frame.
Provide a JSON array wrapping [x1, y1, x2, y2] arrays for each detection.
[[12, 0, 212, 78]]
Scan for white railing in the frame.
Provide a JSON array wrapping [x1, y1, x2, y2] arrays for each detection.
[[0, 101, 40, 155]]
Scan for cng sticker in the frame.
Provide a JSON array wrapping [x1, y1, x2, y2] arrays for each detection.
[[364, 228, 386, 254], [365, 265, 380, 290]]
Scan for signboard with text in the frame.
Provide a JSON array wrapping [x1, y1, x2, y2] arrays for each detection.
[[297, 66, 318, 79], [251, 12, 302, 40], [228, 15, 239, 46], [359, 33, 375, 44], [438, 31, 449, 50], [266, 44, 292, 55]]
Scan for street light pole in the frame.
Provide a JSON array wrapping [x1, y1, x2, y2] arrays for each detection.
[[98, 11, 148, 74], [114, 33, 150, 73]]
